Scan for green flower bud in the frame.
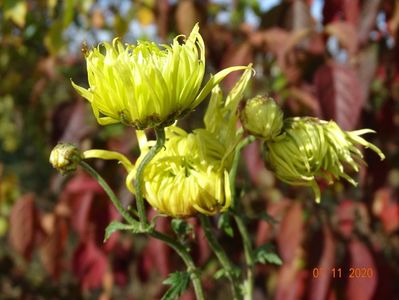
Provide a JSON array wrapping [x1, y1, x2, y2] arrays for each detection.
[[72, 24, 247, 129], [49, 143, 82, 175], [240, 96, 284, 141], [265, 117, 385, 203]]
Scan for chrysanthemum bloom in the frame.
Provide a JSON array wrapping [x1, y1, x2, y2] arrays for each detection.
[[240, 96, 284, 141], [49, 143, 82, 174], [126, 67, 254, 217], [265, 117, 385, 202], [127, 127, 231, 217], [72, 24, 246, 129]]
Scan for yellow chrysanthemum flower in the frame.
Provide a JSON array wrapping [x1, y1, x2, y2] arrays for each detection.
[[126, 67, 254, 217], [265, 117, 385, 202], [127, 127, 231, 217], [72, 24, 246, 129]]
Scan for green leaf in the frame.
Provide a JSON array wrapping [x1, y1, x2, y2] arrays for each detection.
[[259, 212, 279, 225], [104, 221, 136, 242], [213, 268, 226, 279], [217, 213, 234, 237], [171, 218, 192, 237], [161, 271, 190, 300], [254, 244, 283, 265]]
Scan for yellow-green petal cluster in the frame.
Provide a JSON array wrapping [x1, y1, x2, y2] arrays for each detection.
[[72, 24, 246, 129], [265, 117, 385, 202], [125, 68, 254, 217], [127, 127, 231, 217], [240, 96, 284, 141]]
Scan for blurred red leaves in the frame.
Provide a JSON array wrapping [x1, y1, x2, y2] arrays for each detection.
[[277, 201, 304, 264], [309, 225, 335, 300], [9, 193, 40, 259], [346, 239, 378, 300], [275, 201, 307, 300], [73, 238, 108, 290], [40, 213, 69, 279], [314, 62, 364, 130], [220, 41, 253, 90], [372, 188, 399, 234]]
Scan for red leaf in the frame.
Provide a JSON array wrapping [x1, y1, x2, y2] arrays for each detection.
[[256, 199, 290, 247], [8, 193, 40, 259], [275, 263, 307, 300], [220, 41, 253, 90], [346, 239, 377, 300], [372, 188, 399, 233], [73, 239, 108, 290], [309, 225, 335, 300], [243, 140, 266, 187], [39, 214, 69, 279], [334, 200, 355, 238], [314, 62, 364, 130], [277, 201, 304, 263]]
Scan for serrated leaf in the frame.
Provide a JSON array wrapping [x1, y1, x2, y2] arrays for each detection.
[[254, 244, 283, 265], [259, 212, 279, 225], [171, 218, 192, 237], [104, 221, 136, 242], [217, 213, 234, 237], [161, 271, 190, 300]]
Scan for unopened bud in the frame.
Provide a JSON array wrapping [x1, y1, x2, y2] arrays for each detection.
[[240, 96, 283, 141], [49, 143, 82, 174]]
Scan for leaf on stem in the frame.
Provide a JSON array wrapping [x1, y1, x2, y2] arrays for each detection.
[[217, 213, 234, 237], [254, 244, 283, 266], [104, 221, 138, 242], [171, 218, 193, 238], [161, 271, 190, 300], [258, 212, 279, 225]]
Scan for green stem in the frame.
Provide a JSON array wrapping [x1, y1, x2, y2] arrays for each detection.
[[150, 230, 205, 300], [230, 136, 255, 208], [229, 135, 256, 300], [134, 128, 166, 229], [80, 161, 139, 226], [233, 214, 254, 300], [199, 215, 240, 300], [80, 160, 205, 300]]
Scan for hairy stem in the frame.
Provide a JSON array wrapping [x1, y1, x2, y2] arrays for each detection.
[[80, 161, 138, 226], [199, 215, 240, 300], [134, 128, 166, 229], [80, 159, 205, 300], [150, 230, 205, 300], [233, 214, 254, 300], [229, 135, 256, 300]]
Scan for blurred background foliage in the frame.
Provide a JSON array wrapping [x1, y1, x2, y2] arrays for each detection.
[[0, 0, 398, 299]]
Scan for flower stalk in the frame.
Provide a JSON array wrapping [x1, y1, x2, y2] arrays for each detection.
[[134, 128, 166, 229], [229, 135, 256, 300], [79, 159, 205, 300], [199, 214, 241, 300]]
